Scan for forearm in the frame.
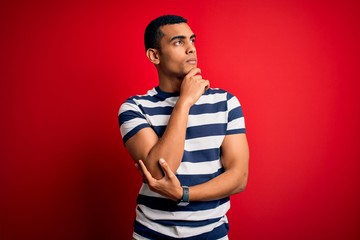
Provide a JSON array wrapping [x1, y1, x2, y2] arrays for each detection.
[[145, 99, 191, 179], [188, 134, 250, 201], [136, 133, 249, 202], [189, 168, 248, 201], [127, 68, 209, 180]]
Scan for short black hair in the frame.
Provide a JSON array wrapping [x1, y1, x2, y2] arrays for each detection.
[[144, 15, 187, 51]]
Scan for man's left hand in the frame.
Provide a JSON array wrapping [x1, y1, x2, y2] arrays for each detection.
[[136, 158, 183, 201]]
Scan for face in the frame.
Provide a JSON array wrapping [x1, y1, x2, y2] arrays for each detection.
[[156, 23, 197, 78]]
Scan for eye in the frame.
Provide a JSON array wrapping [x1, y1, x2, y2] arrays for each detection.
[[191, 38, 196, 44], [174, 40, 183, 46]]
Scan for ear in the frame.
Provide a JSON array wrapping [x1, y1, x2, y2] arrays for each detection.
[[146, 48, 160, 65]]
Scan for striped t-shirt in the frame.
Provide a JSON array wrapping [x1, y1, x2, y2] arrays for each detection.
[[118, 86, 246, 239]]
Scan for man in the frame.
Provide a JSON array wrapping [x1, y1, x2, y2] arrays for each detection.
[[118, 15, 249, 240]]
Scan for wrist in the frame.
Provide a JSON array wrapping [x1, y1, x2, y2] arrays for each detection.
[[176, 97, 193, 110], [176, 186, 183, 201]]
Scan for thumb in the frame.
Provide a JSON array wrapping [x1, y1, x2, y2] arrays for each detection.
[[159, 158, 175, 177]]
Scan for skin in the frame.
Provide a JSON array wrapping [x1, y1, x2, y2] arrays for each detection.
[[126, 22, 249, 202]]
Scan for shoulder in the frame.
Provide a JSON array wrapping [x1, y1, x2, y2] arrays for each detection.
[[204, 88, 243, 113], [205, 88, 237, 100], [120, 88, 157, 108], [125, 87, 158, 103]]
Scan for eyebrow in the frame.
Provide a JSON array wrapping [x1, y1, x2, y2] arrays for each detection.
[[170, 34, 196, 42]]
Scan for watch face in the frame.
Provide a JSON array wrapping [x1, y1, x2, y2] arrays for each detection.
[[177, 201, 189, 207], [182, 186, 190, 202]]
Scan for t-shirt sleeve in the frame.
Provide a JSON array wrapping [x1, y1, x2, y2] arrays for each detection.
[[118, 99, 151, 144], [226, 93, 246, 135]]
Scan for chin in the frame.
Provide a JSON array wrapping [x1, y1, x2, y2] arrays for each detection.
[[184, 66, 197, 74]]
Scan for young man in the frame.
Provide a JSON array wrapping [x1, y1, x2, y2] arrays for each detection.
[[118, 15, 249, 240]]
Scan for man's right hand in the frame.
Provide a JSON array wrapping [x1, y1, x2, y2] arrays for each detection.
[[179, 68, 210, 107]]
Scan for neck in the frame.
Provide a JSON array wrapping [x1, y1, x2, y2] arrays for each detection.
[[157, 72, 183, 93]]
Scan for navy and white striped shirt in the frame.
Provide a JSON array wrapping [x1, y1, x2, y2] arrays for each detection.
[[118, 86, 246, 239]]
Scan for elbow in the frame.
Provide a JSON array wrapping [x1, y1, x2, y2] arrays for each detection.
[[136, 159, 164, 180], [233, 173, 248, 194], [147, 165, 165, 180]]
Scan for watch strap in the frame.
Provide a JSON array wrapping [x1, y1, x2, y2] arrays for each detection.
[[177, 186, 190, 206]]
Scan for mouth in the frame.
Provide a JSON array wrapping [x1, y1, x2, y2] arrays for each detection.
[[186, 58, 197, 65]]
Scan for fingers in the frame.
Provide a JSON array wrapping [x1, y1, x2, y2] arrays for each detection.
[[190, 75, 203, 81], [202, 79, 210, 88], [137, 158, 177, 188], [186, 67, 201, 77], [196, 78, 210, 93], [159, 158, 176, 178], [138, 160, 153, 182], [138, 160, 149, 175], [187, 73, 209, 89], [186, 68, 209, 89], [135, 162, 145, 178]]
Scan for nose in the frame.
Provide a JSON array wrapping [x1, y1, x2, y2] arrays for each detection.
[[186, 43, 196, 55]]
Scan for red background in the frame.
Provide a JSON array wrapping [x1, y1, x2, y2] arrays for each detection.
[[1, 0, 360, 239]]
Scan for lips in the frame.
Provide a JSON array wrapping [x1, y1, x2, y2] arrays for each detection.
[[186, 58, 197, 64]]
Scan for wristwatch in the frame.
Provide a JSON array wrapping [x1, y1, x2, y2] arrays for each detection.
[[177, 186, 190, 206]]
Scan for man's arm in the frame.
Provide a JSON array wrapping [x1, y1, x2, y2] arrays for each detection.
[[125, 101, 191, 180], [189, 133, 249, 201], [124, 68, 209, 179], [137, 133, 249, 201]]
